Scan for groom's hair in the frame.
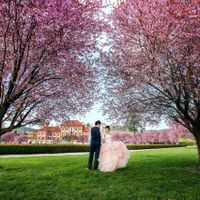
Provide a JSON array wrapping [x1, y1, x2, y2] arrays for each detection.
[[95, 120, 101, 126]]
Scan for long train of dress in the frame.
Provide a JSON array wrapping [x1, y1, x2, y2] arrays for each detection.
[[98, 134, 129, 172]]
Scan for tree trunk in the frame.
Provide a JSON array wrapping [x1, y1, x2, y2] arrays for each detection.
[[193, 132, 200, 169], [196, 137, 200, 168]]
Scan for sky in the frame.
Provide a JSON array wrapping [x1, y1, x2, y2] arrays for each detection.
[[77, 103, 169, 130], [77, 103, 108, 125]]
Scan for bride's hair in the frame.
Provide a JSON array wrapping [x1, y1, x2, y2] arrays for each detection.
[[105, 126, 110, 130]]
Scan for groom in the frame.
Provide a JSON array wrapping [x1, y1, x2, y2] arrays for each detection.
[[88, 120, 102, 170]]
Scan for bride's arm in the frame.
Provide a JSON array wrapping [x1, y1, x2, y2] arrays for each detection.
[[100, 129, 105, 143]]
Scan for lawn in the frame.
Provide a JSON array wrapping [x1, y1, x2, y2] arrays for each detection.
[[0, 147, 200, 200]]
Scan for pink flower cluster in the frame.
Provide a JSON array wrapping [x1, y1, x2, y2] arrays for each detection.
[[15, 135, 28, 143], [0, 132, 27, 143], [112, 129, 193, 144]]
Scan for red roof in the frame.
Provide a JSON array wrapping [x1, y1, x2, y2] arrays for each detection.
[[61, 120, 83, 127], [39, 126, 61, 132]]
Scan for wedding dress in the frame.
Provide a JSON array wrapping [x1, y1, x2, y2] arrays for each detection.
[[98, 134, 129, 172]]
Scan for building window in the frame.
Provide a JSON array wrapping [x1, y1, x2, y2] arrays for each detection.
[[47, 133, 52, 140]]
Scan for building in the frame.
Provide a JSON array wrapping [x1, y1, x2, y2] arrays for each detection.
[[26, 131, 37, 140], [61, 120, 84, 139], [82, 126, 90, 135], [29, 120, 90, 144], [36, 126, 61, 144]]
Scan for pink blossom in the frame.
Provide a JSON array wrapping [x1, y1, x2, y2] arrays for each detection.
[[0, 132, 16, 143], [103, 0, 200, 156], [112, 128, 192, 144], [0, 0, 103, 135], [15, 135, 28, 143]]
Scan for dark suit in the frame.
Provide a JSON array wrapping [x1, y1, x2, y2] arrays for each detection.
[[88, 127, 101, 170]]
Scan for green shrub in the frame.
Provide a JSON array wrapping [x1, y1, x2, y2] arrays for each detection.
[[0, 144, 90, 155], [127, 143, 188, 150], [0, 143, 192, 155], [178, 141, 196, 146]]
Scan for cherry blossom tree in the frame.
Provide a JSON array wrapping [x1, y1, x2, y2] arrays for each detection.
[[0, 132, 15, 143], [112, 131, 134, 144], [15, 135, 28, 143], [103, 0, 200, 162], [112, 129, 189, 144], [0, 0, 103, 135], [171, 123, 195, 141]]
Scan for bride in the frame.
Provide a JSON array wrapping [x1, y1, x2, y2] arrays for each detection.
[[98, 126, 129, 172]]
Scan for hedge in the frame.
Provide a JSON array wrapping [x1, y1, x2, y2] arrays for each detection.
[[127, 143, 193, 150], [0, 144, 89, 155], [0, 143, 194, 155], [179, 141, 196, 146]]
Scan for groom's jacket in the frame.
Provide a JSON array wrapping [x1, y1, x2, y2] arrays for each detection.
[[89, 127, 101, 145]]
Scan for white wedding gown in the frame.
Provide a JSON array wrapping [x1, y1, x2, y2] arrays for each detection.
[[98, 134, 129, 172]]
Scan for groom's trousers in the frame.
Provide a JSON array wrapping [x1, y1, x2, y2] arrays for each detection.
[[88, 143, 101, 170]]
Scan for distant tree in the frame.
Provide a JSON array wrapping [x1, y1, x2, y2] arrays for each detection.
[[86, 123, 91, 127], [13, 130, 18, 135], [111, 125, 127, 131], [112, 129, 187, 145], [112, 132, 134, 144], [111, 116, 144, 133], [0, 132, 16, 143], [15, 135, 28, 144], [125, 116, 145, 133], [171, 123, 195, 141]]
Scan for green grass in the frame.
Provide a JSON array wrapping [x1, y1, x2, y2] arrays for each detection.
[[0, 147, 200, 200]]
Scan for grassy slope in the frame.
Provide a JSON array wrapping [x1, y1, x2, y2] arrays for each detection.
[[0, 147, 200, 200]]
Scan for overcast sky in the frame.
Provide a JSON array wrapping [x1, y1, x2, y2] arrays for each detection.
[[76, 103, 169, 130]]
